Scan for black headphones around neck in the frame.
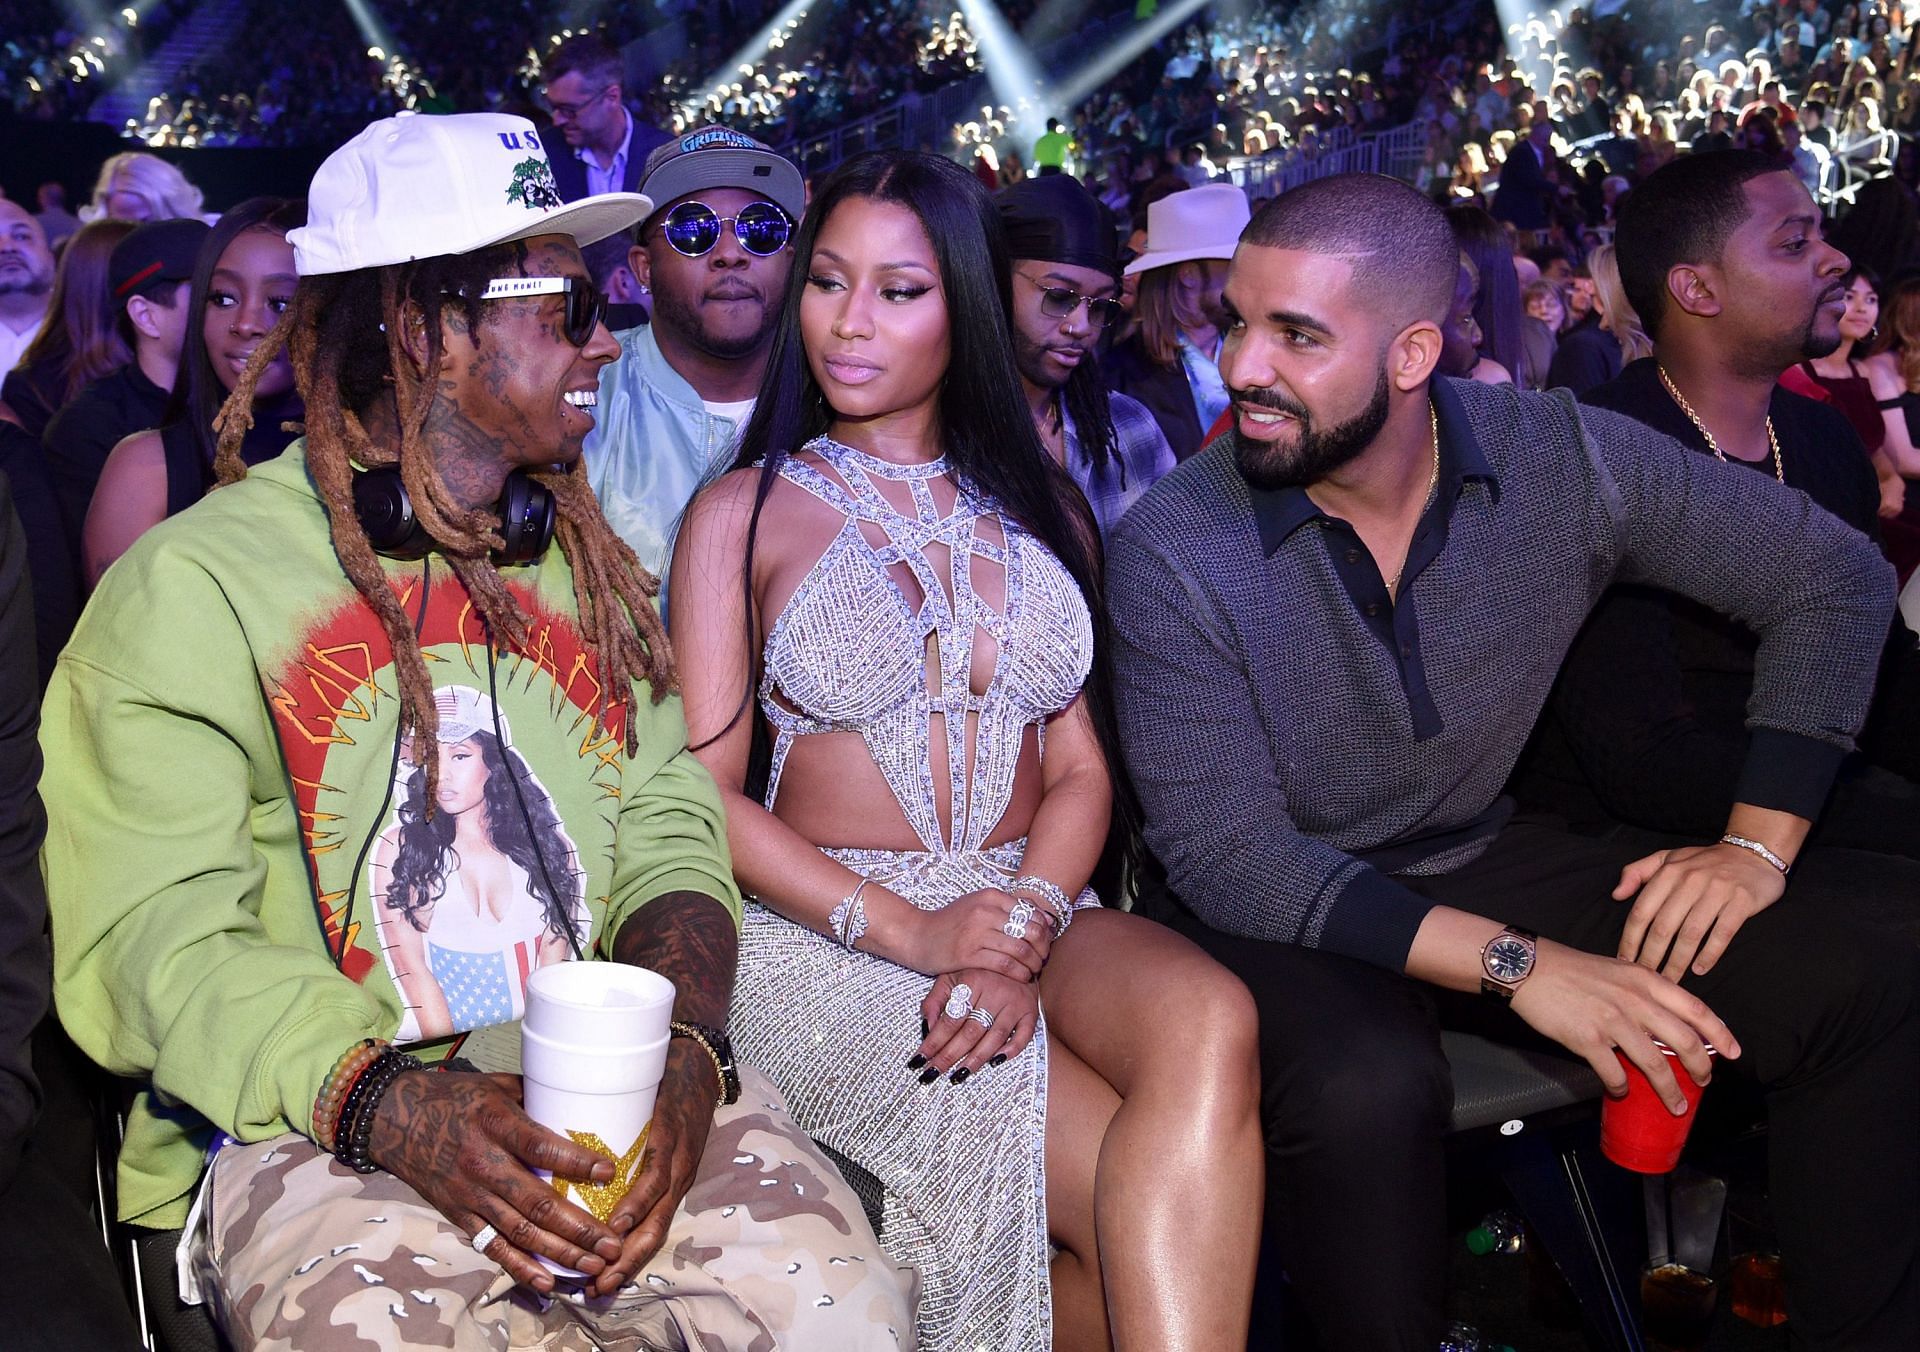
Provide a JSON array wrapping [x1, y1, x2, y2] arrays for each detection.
[[351, 465, 556, 564]]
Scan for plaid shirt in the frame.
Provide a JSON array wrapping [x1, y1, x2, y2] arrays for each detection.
[[1063, 391, 1178, 536]]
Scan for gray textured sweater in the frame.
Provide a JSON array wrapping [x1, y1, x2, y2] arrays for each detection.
[[1108, 377, 1896, 971]]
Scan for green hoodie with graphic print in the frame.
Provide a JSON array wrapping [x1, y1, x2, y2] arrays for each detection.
[[40, 442, 739, 1228]]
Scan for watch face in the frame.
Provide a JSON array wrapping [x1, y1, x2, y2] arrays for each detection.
[[1486, 935, 1535, 983]]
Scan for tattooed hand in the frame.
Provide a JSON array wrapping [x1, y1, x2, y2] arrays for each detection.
[[587, 1045, 721, 1296], [367, 1069, 624, 1293], [592, 890, 739, 1295]]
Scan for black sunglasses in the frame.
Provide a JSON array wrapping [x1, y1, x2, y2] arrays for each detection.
[[475, 276, 607, 346], [659, 200, 793, 258], [1021, 273, 1123, 330]]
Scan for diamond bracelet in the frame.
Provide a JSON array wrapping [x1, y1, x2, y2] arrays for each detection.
[[1720, 834, 1790, 875], [1011, 874, 1074, 937], [829, 877, 872, 949]]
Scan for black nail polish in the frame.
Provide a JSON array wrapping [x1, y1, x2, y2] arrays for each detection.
[[918, 1066, 940, 1085], [920, 1016, 929, 1036], [949, 1067, 971, 1084], [989, 1053, 1007, 1066], [906, 1054, 926, 1070]]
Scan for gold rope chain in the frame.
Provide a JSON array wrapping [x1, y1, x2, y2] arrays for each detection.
[[1656, 365, 1785, 483], [1386, 402, 1443, 599]]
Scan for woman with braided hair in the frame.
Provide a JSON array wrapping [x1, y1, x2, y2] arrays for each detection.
[[41, 114, 909, 1351]]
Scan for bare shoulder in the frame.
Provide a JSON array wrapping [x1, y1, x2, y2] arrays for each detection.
[[101, 427, 168, 479], [1860, 349, 1905, 394]]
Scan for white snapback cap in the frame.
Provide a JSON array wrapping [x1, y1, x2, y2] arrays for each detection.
[[288, 112, 652, 277]]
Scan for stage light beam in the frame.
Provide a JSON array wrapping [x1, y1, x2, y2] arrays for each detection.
[[1051, 0, 1215, 109], [955, 0, 1058, 132], [686, 0, 812, 117]]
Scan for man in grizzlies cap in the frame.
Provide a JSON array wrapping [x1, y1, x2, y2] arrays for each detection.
[[41, 113, 908, 1350], [584, 127, 804, 587], [994, 175, 1176, 534]]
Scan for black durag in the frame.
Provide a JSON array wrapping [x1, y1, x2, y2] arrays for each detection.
[[993, 174, 1121, 275]]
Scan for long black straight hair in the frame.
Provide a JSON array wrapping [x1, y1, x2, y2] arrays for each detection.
[[165, 195, 306, 473], [722, 150, 1136, 875]]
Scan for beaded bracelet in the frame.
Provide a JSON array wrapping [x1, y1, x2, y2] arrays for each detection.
[[829, 877, 871, 950], [331, 1052, 392, 1162], [1011, 875, 1074, 938], [335, 1047, 424, 1174], [312, 1039, 384, 1152]]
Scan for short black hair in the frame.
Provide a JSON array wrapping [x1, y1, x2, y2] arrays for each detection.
[[1241, 172, 1457, 328], [1615, 149, 1785, 340]]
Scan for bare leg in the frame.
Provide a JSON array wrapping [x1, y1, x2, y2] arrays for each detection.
[[1047, 1038, 1120, 1352], [1040, 909, 1263, 1351]]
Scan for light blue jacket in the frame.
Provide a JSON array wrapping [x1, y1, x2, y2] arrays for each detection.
[[583, 325, 748, 597]]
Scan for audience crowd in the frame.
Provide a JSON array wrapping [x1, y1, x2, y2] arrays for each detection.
[[5, 2, 1920, 1350]]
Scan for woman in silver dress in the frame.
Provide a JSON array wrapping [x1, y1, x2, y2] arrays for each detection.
[[670, 151, 1262, 1351]]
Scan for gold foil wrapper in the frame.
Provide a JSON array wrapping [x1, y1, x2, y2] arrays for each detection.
[[558, 1124, 651, 1223]]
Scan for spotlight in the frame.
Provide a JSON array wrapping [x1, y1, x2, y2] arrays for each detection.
[[955, 0, 1061, 135], [1051, 0, 1214, 109], [685, 0, 812, 118]]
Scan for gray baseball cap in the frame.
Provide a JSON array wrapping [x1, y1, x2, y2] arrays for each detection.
[[638, 126, 805, 224]]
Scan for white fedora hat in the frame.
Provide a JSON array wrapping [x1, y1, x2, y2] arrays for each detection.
[[288, 112, 652, 277], [1124, 183, 1252, 277]]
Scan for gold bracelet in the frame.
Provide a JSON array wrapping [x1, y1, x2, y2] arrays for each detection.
[[669, 1021, 729, 1109]]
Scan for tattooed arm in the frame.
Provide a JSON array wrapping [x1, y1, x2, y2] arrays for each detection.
[[367, 1068, 625, 1294], [590, 889, 738, 1296]]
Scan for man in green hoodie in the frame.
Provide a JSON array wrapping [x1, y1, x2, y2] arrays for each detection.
[[41, 114, 909, 1350]]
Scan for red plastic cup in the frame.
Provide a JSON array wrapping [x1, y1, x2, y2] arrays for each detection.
[[1600, 1040, 1718, 1173]]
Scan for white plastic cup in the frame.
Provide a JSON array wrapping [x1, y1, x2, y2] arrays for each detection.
[[520, 962, 676, 1278]]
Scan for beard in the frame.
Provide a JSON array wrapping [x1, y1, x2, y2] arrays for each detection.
[[650, 276, 776, 361], [1231, 366, 1394, 491], [0, 268, 50, 298], [1796, 304, 1846, 361], [1012, 323, 1073, 392]]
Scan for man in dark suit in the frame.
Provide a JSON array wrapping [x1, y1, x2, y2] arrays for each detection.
[[539, 34, 673, 204], [1491, 118, 1557, 239]]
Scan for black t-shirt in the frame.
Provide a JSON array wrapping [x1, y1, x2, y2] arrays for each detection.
[[0, 422, 76, 687], [1511, 358, 1902, 835], [0, 360, 64, 444], [158, 411, 298, 519], [1545, 319, 1624, 397], [40, 363, 169, 567]]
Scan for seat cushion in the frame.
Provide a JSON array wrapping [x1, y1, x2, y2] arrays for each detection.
[[1443, 1030, 1603, 1132]]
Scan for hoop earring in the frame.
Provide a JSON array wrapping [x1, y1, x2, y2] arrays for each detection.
[[1867, 324, 1881, 347]]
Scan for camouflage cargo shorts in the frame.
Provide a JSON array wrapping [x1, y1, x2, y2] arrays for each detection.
[[190, 1067, 918, 1350]]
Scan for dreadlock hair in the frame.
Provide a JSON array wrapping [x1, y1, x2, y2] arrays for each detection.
[[210, 238, 673, 800], [1060, 358, 1122, 485], [723, 150, 1139, 889]]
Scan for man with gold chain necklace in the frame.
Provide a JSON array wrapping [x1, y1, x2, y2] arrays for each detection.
[[1517, 150, 1920, 876]]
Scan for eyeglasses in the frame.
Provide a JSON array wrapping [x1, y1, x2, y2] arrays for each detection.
[[1020, 273, 1123, 329], [474, 276, 607, 346], [658, 201, 794, 258], [540, 84, 611, 120]]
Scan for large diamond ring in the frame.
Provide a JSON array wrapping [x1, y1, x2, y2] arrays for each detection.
[[968, 1007, 995, 1029], [943, 983, 975, 1020], [470, 1223, 499, 1254], [1002, 899, 1036, 939]]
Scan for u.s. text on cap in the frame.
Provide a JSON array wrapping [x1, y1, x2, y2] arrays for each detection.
[[287, 112, 653, 277]]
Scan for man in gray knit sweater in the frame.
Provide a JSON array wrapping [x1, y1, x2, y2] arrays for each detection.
[[1109, 173, 1917, 1350]]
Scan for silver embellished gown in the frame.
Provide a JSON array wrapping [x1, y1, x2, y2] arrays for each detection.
[[729, 437, 1097, 1352]]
